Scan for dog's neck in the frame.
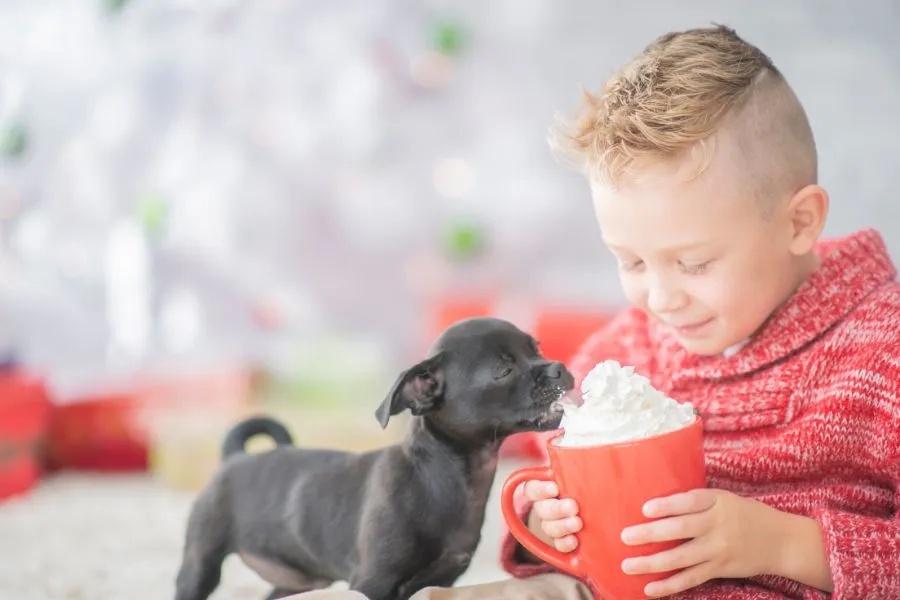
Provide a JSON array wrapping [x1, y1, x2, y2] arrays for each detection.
[[403, 417, 500, 476], [402, 417, 500, 551]]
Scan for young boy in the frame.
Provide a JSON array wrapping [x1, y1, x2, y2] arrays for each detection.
[[290, 24, 899, 600]]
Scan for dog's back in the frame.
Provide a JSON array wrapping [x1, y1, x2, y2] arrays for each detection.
[[224, 444, 384, 579]]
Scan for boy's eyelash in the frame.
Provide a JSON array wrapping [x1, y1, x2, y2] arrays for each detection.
[[617, 258, 711, 274], [619, 259, 644, 272], [680, 260, 712, 274]]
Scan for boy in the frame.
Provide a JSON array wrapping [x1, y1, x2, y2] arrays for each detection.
[[291, 24, 900, 600]]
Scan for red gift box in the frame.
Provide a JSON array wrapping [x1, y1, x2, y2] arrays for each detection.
[[427, 296, 494, 343], [533, 307, 613, 364], [46, 368, 253, 472], [0, 371, 52, 500], [46, 390, 150, 471], [429, 298, 613, 361]]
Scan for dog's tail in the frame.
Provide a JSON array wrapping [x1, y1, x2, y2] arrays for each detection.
[[221, 416, 294, 460]]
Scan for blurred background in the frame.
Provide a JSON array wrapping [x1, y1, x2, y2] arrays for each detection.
[[0, 0, 897, 598]]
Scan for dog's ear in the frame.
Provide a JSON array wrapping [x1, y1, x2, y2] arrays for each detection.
[[375, 353, 445, 429]]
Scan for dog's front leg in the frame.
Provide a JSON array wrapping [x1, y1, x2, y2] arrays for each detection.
[[393, 551, 473, 600]]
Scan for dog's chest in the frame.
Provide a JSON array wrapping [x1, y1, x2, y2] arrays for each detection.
[[427, 487, 489, 580], [435, 459, 496, 555]]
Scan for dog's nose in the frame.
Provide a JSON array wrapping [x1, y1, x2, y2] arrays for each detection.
[[545, 362, 565, 379]]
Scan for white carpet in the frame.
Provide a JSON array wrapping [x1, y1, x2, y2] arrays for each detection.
[[0, 461, 522, 600]]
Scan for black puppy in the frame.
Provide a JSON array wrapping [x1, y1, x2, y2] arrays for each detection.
[[175, 317, 574, 600]]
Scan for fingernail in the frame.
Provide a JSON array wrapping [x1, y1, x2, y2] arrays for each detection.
[[566, 517, 580, 530], [620, 528, 637, 544], [645, 583, 662, 596], [562, 499, 576, 513], [642, 500, 657, 517], [621, 559, 637, 574]]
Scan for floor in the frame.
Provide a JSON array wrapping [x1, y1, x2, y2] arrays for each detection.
[[0, 460, 526, 600]]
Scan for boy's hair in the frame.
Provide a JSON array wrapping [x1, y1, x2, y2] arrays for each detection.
[[553, 25, 817, 204]]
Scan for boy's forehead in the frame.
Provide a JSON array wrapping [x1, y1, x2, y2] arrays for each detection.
[[589, 155, 757, 251]]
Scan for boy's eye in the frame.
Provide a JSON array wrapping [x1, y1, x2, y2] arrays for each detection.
[[680, 260, 712, 274], [618, 259, 644, 272]]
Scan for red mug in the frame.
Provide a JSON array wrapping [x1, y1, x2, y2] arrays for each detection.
[[501, 418, 705, 600]]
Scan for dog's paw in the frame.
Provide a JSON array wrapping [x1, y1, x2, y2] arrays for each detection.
[[450, 551, 474, 570]]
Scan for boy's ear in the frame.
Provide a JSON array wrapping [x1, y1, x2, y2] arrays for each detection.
[[375, 353, 445, 429], [786, 184, 829, 255]]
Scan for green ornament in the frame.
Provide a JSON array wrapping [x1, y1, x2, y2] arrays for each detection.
[[137, 194, 169, 235], [431, 21, 466, 57], [0, 122, 28, 159], [444, 220, 485, 260], [101, 0, 131, 13]]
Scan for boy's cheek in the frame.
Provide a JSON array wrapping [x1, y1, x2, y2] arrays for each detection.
[[619, 279, 646, 307]]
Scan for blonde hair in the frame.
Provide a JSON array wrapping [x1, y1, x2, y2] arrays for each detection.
[[552, 25, 817, 199]]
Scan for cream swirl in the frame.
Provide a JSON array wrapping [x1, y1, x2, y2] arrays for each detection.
[[556, 360, 695, 447]]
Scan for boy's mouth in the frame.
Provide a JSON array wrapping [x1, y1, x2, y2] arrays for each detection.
[[670, 318, 714, 336]]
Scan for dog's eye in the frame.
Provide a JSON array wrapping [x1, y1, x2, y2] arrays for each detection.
[[495, 354, 515, 379], [496, 366, 514, 379]]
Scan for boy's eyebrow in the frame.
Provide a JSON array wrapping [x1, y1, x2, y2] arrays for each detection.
[[604, 240, 716, 253]]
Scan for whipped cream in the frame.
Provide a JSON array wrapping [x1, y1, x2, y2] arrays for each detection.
[[556, 360, 695, 447]]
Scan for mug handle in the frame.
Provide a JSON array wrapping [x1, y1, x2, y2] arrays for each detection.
[[500, 466, 587, 579]]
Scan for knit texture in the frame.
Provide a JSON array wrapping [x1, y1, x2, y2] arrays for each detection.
[[500, 229, 900, 599]]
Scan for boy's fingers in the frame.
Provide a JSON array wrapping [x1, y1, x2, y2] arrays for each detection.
[[643, 561, 715, 597], [622, 512, 709, 546], [541, 516, 583, 540], [621, 538, 708, 574], [533, 498, 579, 521], [523, 480, 559, 501], [643, 489, 716, 518], [554, 535, 579, 553]]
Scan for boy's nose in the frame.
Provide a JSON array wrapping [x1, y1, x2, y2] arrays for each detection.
[[647, 283, 688, 314]]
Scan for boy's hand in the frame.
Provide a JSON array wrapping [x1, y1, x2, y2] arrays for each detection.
[[619, 488, 787, 597], [523, 481, 583, 552]]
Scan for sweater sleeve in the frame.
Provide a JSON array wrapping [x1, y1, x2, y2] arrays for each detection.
[[499, 308, 654, 579], [807, 350, 900, 599], [811, 507, 900, 599]]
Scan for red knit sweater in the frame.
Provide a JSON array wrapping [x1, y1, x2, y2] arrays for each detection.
[[500, 229, 900, 599]]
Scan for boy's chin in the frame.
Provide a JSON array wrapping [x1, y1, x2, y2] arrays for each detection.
[[676, 336, 732, 357]]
